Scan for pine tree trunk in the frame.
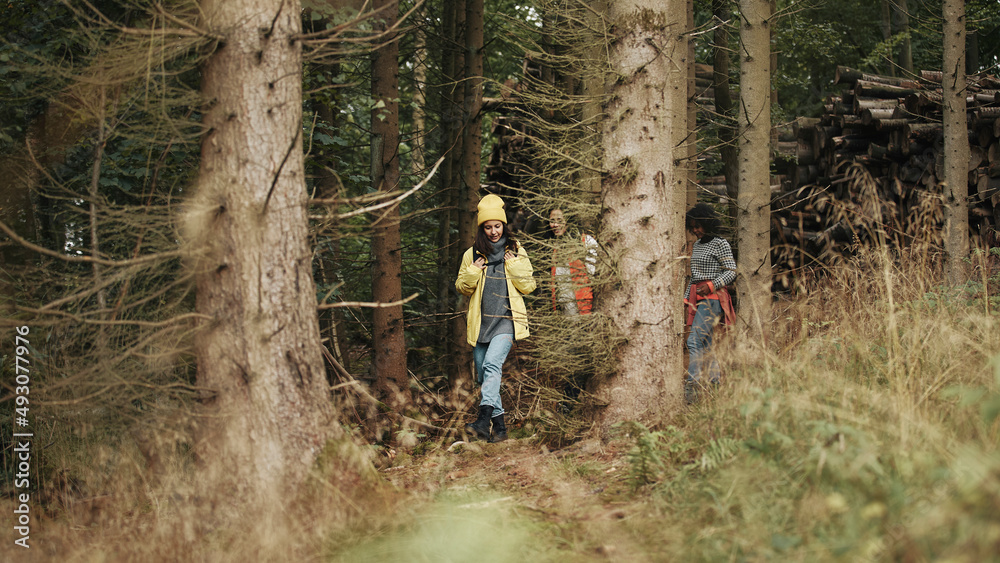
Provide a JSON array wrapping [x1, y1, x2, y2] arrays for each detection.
[[460, 0, 483, 249], [581, 0, 606, 197], [736, 0, 772, 341], [411, 29, 428, 175], [191, 0, 335, 502], [443, 0, 471, 389], [943, 0, 969, 285], [593, 0, 687, 433], [881, 0, 894, 76], [0, 132, 40, 314], [685, 0, 698, 208], [371, 0, 409, 408], [713, 0, 739, 207], [455, 0, 482, 387], [895, 0, 913, 73]]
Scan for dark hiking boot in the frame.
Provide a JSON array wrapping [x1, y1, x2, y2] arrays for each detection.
[[465, 405, 494, 441], [684, 381, 698, 405], [489, 414, 507, 443]]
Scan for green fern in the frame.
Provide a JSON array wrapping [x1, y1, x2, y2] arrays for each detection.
[[617, 422, 694, 488], [697, 437, 741, 473]]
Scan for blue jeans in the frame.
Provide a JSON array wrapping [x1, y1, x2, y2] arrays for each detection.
[[473, 334, 513, 415], [687, 299, 722, 385]]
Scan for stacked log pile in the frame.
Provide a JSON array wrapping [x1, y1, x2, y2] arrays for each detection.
[[770, 66, 1000, 285]]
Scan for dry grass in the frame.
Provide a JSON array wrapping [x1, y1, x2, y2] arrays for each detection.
[[5, 244, 998, 562]]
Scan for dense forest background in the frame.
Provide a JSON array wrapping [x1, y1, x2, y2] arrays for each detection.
[[2, 0, 1000, 560]]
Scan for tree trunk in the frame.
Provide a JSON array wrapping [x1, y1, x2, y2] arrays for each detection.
[[88, 85, 108, 315], [736, 0, 772, 340], [685, 0, 698, 208], [191, 0, 336, 502], [411, 28, 428, 175], [0, 134, 41, 315], [895, 0, 913, 74], [769, 0, 779, 154], [370, 0, 409, 408], [461, 0, 483, 249], [440, 0, 470, 389], [966, 27, 978, 74], [593, 0, 687, 433], [713, 0, 739, 209], [881, 0, 894, 76], [943, 0, 969, 285], [454, 0, 482, 387], [581, 0, 606, 197]]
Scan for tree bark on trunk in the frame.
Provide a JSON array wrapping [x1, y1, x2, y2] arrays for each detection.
[[191, 0, 336, 502], [441, 0, 471, 389], [881, 0, 894, 76], [454, 0, 482, 387], [966, 27, 978, 75], [411, 28, 428, 175], [736, 0, 772, 341], [370, 0, 409, 409], [895, 0, 913, 74], [460, 0, 483, 249], [581, 0, 606, 197], [713, 0, 739, 210], [593, 0, 687, 433], [685, 0, 698, 209], [943, 0, 969, 285]]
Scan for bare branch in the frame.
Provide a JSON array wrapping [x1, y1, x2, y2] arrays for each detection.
[[311, 155, 443, 220], [0, 219, 182, 267], [318, 292, 419, 310]]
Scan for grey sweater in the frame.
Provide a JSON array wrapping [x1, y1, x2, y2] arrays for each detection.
[[478, 237, 515, 343]]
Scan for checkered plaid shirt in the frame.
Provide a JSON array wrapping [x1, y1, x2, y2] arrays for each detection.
[[689, 236, 737, 292]]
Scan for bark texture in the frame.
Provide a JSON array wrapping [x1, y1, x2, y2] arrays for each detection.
[[685, 0, 698, 208], [371, 0, 409, 407], [460, 0, 483, 251], [895, 0, 914, 74], [190, 0, 335, 502], [943, 0, 969, 285], [455, 0, 482, 385], [594, 0, 687, 432], [736, 0, 772, 340], [441, 0, 471, 388], [712, 0, 739, 204]]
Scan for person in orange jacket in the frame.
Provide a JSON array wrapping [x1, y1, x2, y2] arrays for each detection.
[[548, 208, 597, 316], [685, 203, 736, 403], [455, 194, 536, 442]]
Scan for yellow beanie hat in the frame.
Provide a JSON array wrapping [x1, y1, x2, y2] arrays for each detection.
[[477, 194, 507, 225]]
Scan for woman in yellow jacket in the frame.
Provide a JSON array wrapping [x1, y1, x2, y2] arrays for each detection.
[[455, 194, 536, 442]]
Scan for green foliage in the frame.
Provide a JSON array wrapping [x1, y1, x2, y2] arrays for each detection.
[[618, 422, 742, 491], [622, 255, 1000, 560], [0, 0, 78, 151], [944, 360, 1000, 426]]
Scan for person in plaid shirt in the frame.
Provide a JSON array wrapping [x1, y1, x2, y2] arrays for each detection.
[[684, 203, 736, 403]]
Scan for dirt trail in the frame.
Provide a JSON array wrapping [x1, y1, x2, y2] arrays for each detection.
[[379, 437, 657, 560]]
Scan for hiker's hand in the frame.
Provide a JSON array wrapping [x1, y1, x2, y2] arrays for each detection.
[[473, 257, 486, 269], [696, 284, 712, 296], [504, 250, 517, 262]]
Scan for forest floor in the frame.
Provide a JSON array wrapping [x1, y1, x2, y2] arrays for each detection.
[[351, 431, 674, 562]]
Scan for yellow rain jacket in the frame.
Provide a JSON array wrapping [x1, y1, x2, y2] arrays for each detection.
[[455, 243, 536, 346]]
